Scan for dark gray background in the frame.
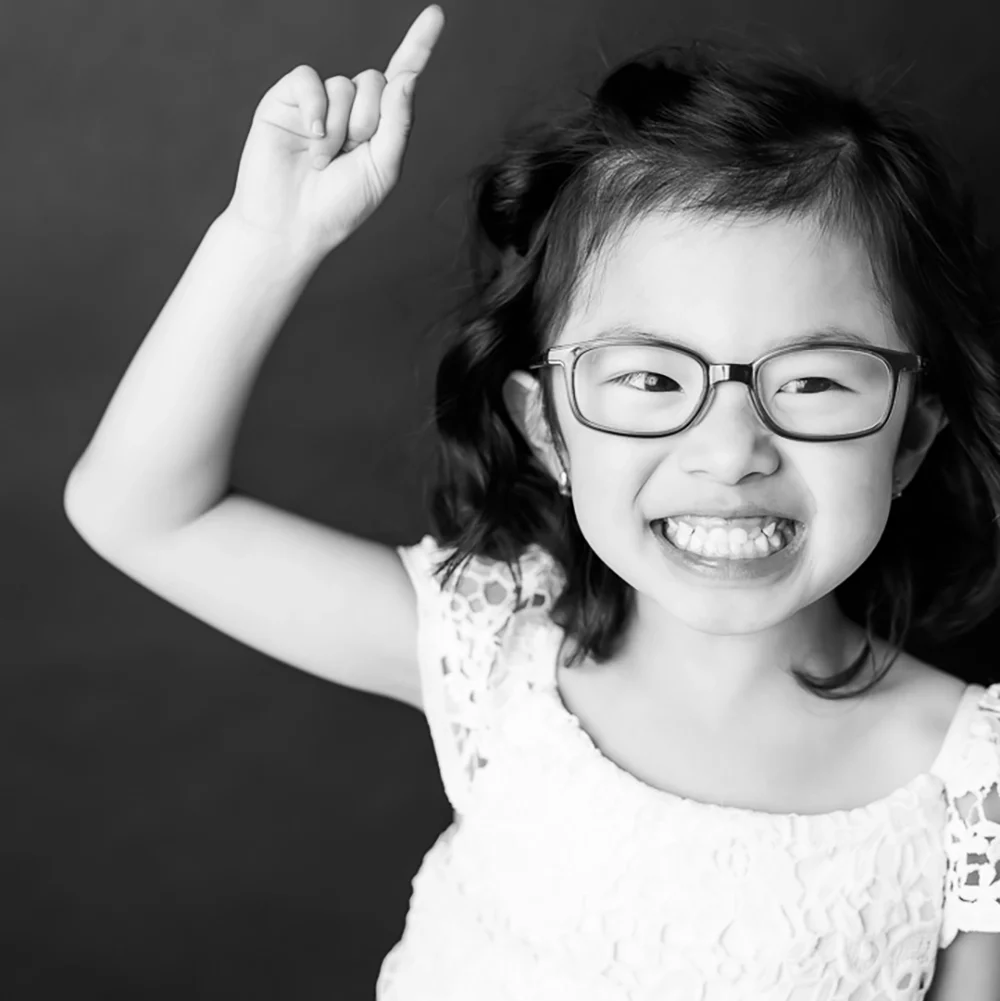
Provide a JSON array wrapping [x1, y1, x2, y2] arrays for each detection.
[[5, 0, 999, 997]]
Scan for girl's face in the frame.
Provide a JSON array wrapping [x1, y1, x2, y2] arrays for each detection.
[[533, 211, 926, 636]]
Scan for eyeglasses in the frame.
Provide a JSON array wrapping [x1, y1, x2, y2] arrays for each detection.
[[528, 338, 924, 442]]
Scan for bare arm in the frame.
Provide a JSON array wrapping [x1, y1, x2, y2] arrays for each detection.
[[65, 4, 444, 538], [64, 8, 446, 708], [65, 211, 321, 542]]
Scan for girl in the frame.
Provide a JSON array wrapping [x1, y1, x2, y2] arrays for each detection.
[[63, 4, 1000, 998]]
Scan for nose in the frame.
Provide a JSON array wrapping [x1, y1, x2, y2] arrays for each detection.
[[675, 380, 779, 482]]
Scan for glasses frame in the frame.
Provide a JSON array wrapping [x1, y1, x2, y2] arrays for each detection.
[[528, 338, 925, 442]]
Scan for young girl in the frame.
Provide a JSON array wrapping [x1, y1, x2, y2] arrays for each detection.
[[63, 4, 1000, 998]]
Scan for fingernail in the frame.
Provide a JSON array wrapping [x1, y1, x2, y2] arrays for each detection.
[[311, 120, 325, 137]]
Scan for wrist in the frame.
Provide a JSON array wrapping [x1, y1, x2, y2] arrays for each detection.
[[212, 206, 333, 274]]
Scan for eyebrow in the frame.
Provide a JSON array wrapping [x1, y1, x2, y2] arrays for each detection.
[[590, 322, 876, 351]]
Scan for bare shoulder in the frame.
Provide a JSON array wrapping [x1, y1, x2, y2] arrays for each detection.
[[868, 642, 973, 767]]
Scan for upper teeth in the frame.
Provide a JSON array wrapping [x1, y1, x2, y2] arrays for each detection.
[[662, 516, 793, 558], [669, 515, 782, 534]]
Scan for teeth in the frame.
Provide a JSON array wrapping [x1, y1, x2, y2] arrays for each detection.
[[659, 516, 797, 560], [675, 521, 694, 547]]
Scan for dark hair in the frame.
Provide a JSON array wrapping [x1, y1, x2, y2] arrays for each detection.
[[424, 43, 1000, 698]]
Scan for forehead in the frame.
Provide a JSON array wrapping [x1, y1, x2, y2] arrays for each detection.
[[562, 210, 900, 352]]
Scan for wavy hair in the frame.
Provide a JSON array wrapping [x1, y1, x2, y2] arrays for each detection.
[[423, 43, 1000, 698]]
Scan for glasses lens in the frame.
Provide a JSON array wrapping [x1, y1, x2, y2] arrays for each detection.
[[575, 344, 706, 433], [758, 348, 892, 436]]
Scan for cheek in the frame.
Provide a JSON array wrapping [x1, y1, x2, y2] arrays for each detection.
[[561, 412, 636, 487], [568, 451, 636, 529], [562, 433, 649, 549], [804, 455, 892, 565]]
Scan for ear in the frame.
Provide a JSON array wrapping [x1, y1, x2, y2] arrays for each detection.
[[893, 391, 949, 491], [502, 370, 565, 482]]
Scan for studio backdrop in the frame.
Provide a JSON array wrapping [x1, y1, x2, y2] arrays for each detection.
[[4, 0, 999, 997]]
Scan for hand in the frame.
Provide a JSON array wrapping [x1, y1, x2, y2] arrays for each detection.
[[224, 4, 445, 258]]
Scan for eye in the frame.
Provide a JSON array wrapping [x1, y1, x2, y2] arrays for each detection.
[[607, 371, 680, 392], [780, 377, 846, 394]]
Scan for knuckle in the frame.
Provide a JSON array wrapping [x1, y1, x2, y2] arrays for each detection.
[[324, 76, 357, 110], [282, 64, 323, 105], [352, 67, 385, 85]]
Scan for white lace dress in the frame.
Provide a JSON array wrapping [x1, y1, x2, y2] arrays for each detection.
[[375, 535, 1000, 1001]]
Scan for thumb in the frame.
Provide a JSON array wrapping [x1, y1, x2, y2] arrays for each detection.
[[369, 72, 418, 174]]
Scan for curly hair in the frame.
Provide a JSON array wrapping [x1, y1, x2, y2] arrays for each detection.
[[422, 42, 1000, 698]]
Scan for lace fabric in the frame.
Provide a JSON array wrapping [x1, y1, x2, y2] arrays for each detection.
[[376, 534, 1000, 1001]]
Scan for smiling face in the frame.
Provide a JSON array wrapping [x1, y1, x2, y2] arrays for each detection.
[[512, 210, 930, 640]]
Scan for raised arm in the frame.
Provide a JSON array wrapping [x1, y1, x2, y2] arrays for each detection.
[[64, 6, 446, 708]]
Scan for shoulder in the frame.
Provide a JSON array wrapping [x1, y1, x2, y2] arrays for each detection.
[[864, 645, 978, 777], [883, 651, 1000, 798], [870, 645, 970, 725]]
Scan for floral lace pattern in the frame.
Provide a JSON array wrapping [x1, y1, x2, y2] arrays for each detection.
[[377, 535, 1000, 1001], [939, 685, 1000, 942]]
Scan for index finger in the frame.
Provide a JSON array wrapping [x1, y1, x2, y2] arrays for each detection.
[[383, 4, 445, 82]]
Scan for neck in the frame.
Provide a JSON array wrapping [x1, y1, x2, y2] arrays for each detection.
[[615, 594, 869, 721]]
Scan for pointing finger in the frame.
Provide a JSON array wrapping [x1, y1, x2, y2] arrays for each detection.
[[383, 4, 445, 83]]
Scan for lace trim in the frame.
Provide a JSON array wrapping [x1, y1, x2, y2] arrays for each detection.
[[399, 537, 562, 815]]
